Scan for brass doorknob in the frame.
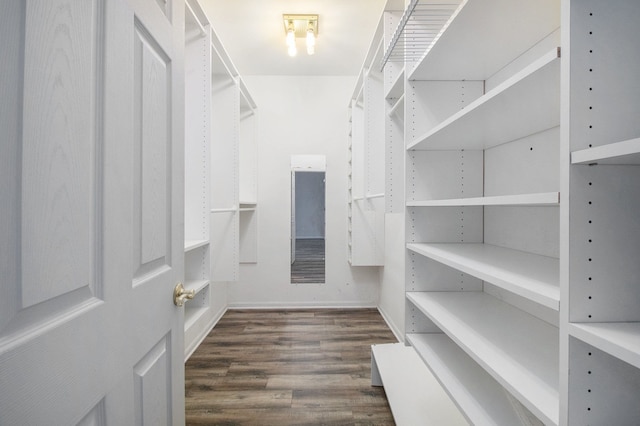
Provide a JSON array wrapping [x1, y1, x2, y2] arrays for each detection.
[[173, 282, 195, 306]]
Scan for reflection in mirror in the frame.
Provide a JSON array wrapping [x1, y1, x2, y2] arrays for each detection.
[[291, 156, 326, 284]]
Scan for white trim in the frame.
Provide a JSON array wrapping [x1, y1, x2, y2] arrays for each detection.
[[377, 305, 404, 343], [184, 306, 228, 362], [227, 301, 377, 310]]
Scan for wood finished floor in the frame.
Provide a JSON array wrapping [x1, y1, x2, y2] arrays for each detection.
[[185, 309, 398, 425], [291, 239, 325, 284]]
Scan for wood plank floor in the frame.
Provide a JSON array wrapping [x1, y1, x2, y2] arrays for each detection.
[[291, 239, 325, 283], [185, 309, 398, 425]]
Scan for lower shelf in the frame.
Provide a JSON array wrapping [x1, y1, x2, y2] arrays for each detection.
[[185, 306, 207, 331], [371, 342, 466, 425], [407, 291, 559, 425], [406, 333, 542, 425]]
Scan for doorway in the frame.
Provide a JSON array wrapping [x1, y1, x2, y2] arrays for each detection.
[[290, 156, 326, 283]]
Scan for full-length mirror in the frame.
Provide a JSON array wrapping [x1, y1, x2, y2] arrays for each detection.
[[291, 155, 326, 283]]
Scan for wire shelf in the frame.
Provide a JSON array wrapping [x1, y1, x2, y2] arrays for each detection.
[[381, 0, 464, 71]]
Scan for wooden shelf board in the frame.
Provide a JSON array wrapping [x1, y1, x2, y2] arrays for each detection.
[[406, 243, 560, 310], [407, 291, 559, 425], [371, 342, 467, 425], [407, 192, 559, 207], [571, 137, 640, 165], [184, 239, 209, 252], [408, 0, 560, 81], [406, 333, 535, 425], [570, 322, 640, 369], [408, 49, 560, 151]]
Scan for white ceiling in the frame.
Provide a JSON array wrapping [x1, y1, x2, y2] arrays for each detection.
[[199, 0, 389, 76]]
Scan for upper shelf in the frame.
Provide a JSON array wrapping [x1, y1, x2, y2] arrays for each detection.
[[408, 0, 560, 81], [408, 48, 560, 151], [571, 137, 640, 165], [407, 242, 560, 310], [407, 291, 559, 425]]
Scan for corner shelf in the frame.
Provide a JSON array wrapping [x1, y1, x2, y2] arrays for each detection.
[[407, 243, 560, 310], [408, 48, 560, 151], [406, 333, 537, 425], [407, 291, 559, 425]]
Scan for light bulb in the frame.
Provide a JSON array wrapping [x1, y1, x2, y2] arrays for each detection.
[[288, 44, 297, 57], [306, 25, 315, 55], [286, 29, 295, 47]]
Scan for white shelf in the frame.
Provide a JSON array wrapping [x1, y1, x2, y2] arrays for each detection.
[[371, 343, 466, 425], [407, 291, 559, 425], [385, 68, 405, 100], [407, 192, 559, 207], [571, 137, 640, 165], [406, 333, 537, 425], [407, 243, 560, 310], [184, 279, 209, 294], [210, 206, 237, 213], [184, 239, 209, 252], [569, 322, 640, 370], [408, 0, 560, 81], [408, 48, 560, 151]]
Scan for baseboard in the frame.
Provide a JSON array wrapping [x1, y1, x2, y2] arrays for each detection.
[[377, 305, 404, 343], [227, 301, 378, 310], [184, 305, 228, 362]]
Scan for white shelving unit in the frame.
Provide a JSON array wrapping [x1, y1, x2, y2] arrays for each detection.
[[183, 0, 256, 360], [377, 0, 564, 424], [365, 0, 640, 423], [347, 16, 385, 266], [564, 1, 640, 424], [184, 0, 212, 357], [209, 31, 258, 281], [239, 87, 258, 264]]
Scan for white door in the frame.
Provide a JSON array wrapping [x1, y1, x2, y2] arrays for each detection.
[[0, 0, 186, 424]]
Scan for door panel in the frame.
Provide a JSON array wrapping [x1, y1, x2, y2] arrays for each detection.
[[22, 0, 102, 308], [133, 334, 172, 425], [0, 0, 185, 424], [133, 19, 171, 281]]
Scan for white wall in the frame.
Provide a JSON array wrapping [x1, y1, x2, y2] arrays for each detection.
[[230, 76, 380, 308]]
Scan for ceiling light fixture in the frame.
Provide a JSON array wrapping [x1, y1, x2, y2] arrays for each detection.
[[283, 14, 318, 57]]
